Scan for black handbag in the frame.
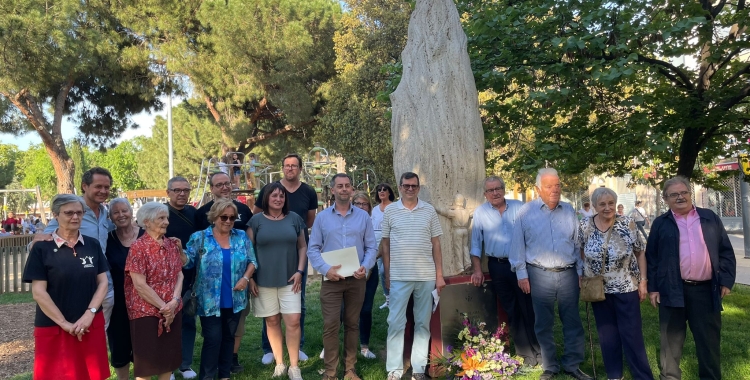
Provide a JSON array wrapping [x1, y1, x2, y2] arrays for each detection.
[[182, 231, 206, 316]]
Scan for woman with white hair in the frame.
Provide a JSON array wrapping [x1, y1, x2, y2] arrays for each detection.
[[106, 198, 144, 379], [578, 187, 653, 380], [125, 201, 184, 380], [22, 194, 110, 379]]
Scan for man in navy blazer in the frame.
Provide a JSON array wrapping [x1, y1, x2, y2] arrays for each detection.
[[646, 176, 736, 380]]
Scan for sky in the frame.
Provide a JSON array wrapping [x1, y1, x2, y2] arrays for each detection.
[[0, 96, 176, 150]]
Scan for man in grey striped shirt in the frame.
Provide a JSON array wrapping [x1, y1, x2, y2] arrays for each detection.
[[382, 172, 444, 380], [510, 168, 591, 380]]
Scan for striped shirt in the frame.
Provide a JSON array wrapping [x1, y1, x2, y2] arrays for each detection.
[[382, 199, 443, 281]]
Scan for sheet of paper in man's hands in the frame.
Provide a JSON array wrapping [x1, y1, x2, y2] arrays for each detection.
[[432, 289, 440, 313]]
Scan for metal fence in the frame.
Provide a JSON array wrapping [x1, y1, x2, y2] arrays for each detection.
[[0, 235, 33, 294], [700, 175, 743, 218]]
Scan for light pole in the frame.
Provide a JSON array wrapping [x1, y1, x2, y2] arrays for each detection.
[[168, 92, 174, 178]]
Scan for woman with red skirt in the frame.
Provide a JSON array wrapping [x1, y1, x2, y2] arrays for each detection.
[[22, 194, 111, 380]]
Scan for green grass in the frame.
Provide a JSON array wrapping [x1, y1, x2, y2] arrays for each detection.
[[9, 283, 750, 379], [0, 292, 34, 305]]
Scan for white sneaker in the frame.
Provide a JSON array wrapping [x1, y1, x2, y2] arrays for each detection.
[[288, 365, 303, 380], [379, 296, 390, 309], [272, 363, 287, 377], [298, 350, 309, 361], [262, 352, 275, 365], [386, 371, 402, 380], [170, 374, 175, 380], [360, 348, 376, 359], [178, 368, 198, 379], [319, 349, 325, 359]]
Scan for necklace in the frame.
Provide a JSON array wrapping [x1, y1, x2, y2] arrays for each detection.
[[118, 226, 138, 244], [265, 212, 283, 219]]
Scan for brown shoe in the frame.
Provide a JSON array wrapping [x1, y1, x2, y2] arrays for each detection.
[[343, 370, 362, 380]]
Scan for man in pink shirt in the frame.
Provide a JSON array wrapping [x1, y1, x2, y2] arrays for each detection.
[[646, 176, 736, 380]]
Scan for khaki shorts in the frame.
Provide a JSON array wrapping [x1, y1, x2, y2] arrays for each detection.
[[252, 285, 301, 318]]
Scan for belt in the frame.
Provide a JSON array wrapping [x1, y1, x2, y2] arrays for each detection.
[[488, 256, 509, 262], [683, 279, 711, 286], [527, 262, 575, 273]]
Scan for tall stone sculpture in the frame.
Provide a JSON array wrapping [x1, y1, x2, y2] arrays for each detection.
[[390, 0, 486, 276]]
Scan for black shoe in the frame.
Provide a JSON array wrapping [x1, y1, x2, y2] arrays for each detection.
[[563, 369, 593, 380], [540, 370, 558, 380], [231, 354, 243, 374]]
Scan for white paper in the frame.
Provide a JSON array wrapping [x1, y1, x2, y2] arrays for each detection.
[[321, 246, 361, 280], [432, 289, 440, 313]]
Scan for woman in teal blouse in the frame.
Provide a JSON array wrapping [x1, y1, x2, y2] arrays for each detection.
[[184, 198, 257, 380]]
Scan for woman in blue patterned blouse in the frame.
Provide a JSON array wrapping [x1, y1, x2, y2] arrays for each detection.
[[183, 198, 257, 380]]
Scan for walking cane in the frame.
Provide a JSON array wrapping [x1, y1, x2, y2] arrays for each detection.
[[585, 302, 597, 379]]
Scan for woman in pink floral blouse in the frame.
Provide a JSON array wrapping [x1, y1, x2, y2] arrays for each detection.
[[125, 202, 184, 380]]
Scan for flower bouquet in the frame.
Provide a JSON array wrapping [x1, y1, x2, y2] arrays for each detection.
[[435, 314, 522, 379]]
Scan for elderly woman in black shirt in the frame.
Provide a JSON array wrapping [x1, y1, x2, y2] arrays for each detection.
[[22, 194, 111, 380]]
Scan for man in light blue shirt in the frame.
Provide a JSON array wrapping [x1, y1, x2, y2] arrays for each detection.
[[307, 173, 377, 380], [470, 176, 541, 367], [35, 168, 116, 329], [510, 168, 591, 380]]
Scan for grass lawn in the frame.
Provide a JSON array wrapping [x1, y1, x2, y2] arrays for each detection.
[[6, 282, 750, 379]]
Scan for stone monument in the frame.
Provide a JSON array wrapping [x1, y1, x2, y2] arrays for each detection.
[[390, 0, 486, 276]]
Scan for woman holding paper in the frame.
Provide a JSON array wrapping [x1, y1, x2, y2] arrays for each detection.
[[246, 182, 308, 380]]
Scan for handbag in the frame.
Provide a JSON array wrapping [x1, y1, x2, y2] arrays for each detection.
[[580, 217, 612, 303], [182, 231, 206, 316]]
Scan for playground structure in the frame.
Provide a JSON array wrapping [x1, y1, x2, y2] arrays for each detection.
[[0, 187, 48, 226]]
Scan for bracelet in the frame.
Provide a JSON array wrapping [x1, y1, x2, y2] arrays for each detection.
[[640, 279, 648, 283], [242, 276, 250, 283], [172, 296, 181, 303], [296, 270, 304, 276]]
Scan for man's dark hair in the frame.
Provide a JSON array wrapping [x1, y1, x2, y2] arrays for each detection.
[[329, 173, 353, 188], [167, 176, 190, 190], [261, 182, 289, 216], [81, 167, 113, 193], [399, 172, 420, 186], [375, 183, 396, 202], [209, 172, 230, 186], [282, 153, 303, 168]]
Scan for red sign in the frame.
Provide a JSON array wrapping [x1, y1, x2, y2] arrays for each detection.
[[715, 162, 739, 171]]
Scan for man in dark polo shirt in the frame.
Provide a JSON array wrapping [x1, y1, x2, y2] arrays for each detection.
[[164, 176, 199, 379], [249, 153, 318, 365]]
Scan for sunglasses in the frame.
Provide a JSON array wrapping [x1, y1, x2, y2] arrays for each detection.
[[218, 215, 238, 222]]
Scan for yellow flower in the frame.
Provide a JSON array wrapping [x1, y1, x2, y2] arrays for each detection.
[[456, 352, 489, 377]]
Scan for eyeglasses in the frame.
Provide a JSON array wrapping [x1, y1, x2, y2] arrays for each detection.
[[218, 215, 238, 222], [400, 184, 420, 190], [283, 164, 299, 170], [377, 188, 389, 193], [484, 187, 505, 194], [353, 202, 369, 207], [61, 211, 84, 217], [666, 191, 691, 199], [169, 188, 192, 194], [212, 182, 232, 188]]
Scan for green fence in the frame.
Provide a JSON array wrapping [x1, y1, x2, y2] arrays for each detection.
[[0, 235, 33, 293]]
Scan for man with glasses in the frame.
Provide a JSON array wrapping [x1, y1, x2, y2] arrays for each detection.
[[382, 172, 444, 380], [510, 168, 590, 380], [646, 176, 735, 380], [470, 176, 541, 368], [251, 153, 318, 364], [165, 176, 199, 379]]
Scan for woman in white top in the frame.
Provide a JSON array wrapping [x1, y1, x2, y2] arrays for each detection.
[[372, 183, 395, 309]]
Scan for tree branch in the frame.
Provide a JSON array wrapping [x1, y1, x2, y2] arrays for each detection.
[[244, 119, 316, 145], [720, 62, 750, 87], [52, 78, 75, 137], [720, 82, 750, 110], [204, 95, 222, 123], [708, 47, 743, 82], [637, 54, 695, 90]]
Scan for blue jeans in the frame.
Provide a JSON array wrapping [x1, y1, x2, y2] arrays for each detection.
[[527, 266, 585, 373], [199, 309, 241, 379], [377, 258, 389, 297], [180, 311, 197, 370], [360, 265, 379, 345], [261, 267, 307, 353], [386, 280, 435, 374]]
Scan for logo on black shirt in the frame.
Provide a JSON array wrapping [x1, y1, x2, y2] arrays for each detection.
[[80, 256, 94, 268]]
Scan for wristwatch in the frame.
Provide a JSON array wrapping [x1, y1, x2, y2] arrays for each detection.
[[88, 307, 97, 314], [296, 270, 304, 276]]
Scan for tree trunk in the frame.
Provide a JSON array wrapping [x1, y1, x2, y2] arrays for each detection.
[[676, 127, 703, 179], [45, 142, 76, 194], [390, 0, 486, 276]]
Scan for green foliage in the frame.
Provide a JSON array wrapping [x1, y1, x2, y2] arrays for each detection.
[[316, 0, 412, 185], [0, 143, 18, 189], [136, 102, 224, 189], [88, 140, 145, 192], [17, 145, 56, 199], [459, 0, 750, 183]]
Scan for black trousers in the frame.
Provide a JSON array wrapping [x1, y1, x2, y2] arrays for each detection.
[[659, 283, 721, 380], [487, 257, 542, 366], [199, 308, 241, 380]]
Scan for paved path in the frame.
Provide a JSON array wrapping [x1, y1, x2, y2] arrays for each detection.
[[727, 233, 750, 286]]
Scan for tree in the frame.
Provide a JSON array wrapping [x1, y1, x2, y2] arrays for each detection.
[[315, 0, 412, 184], [0, 0, 163, 193], [459, 0, 750, 181], [89, 140, 145, 192], [0, 143, 18, 189], [120, 0, 339, 155], [17, 145, 56, 199]]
